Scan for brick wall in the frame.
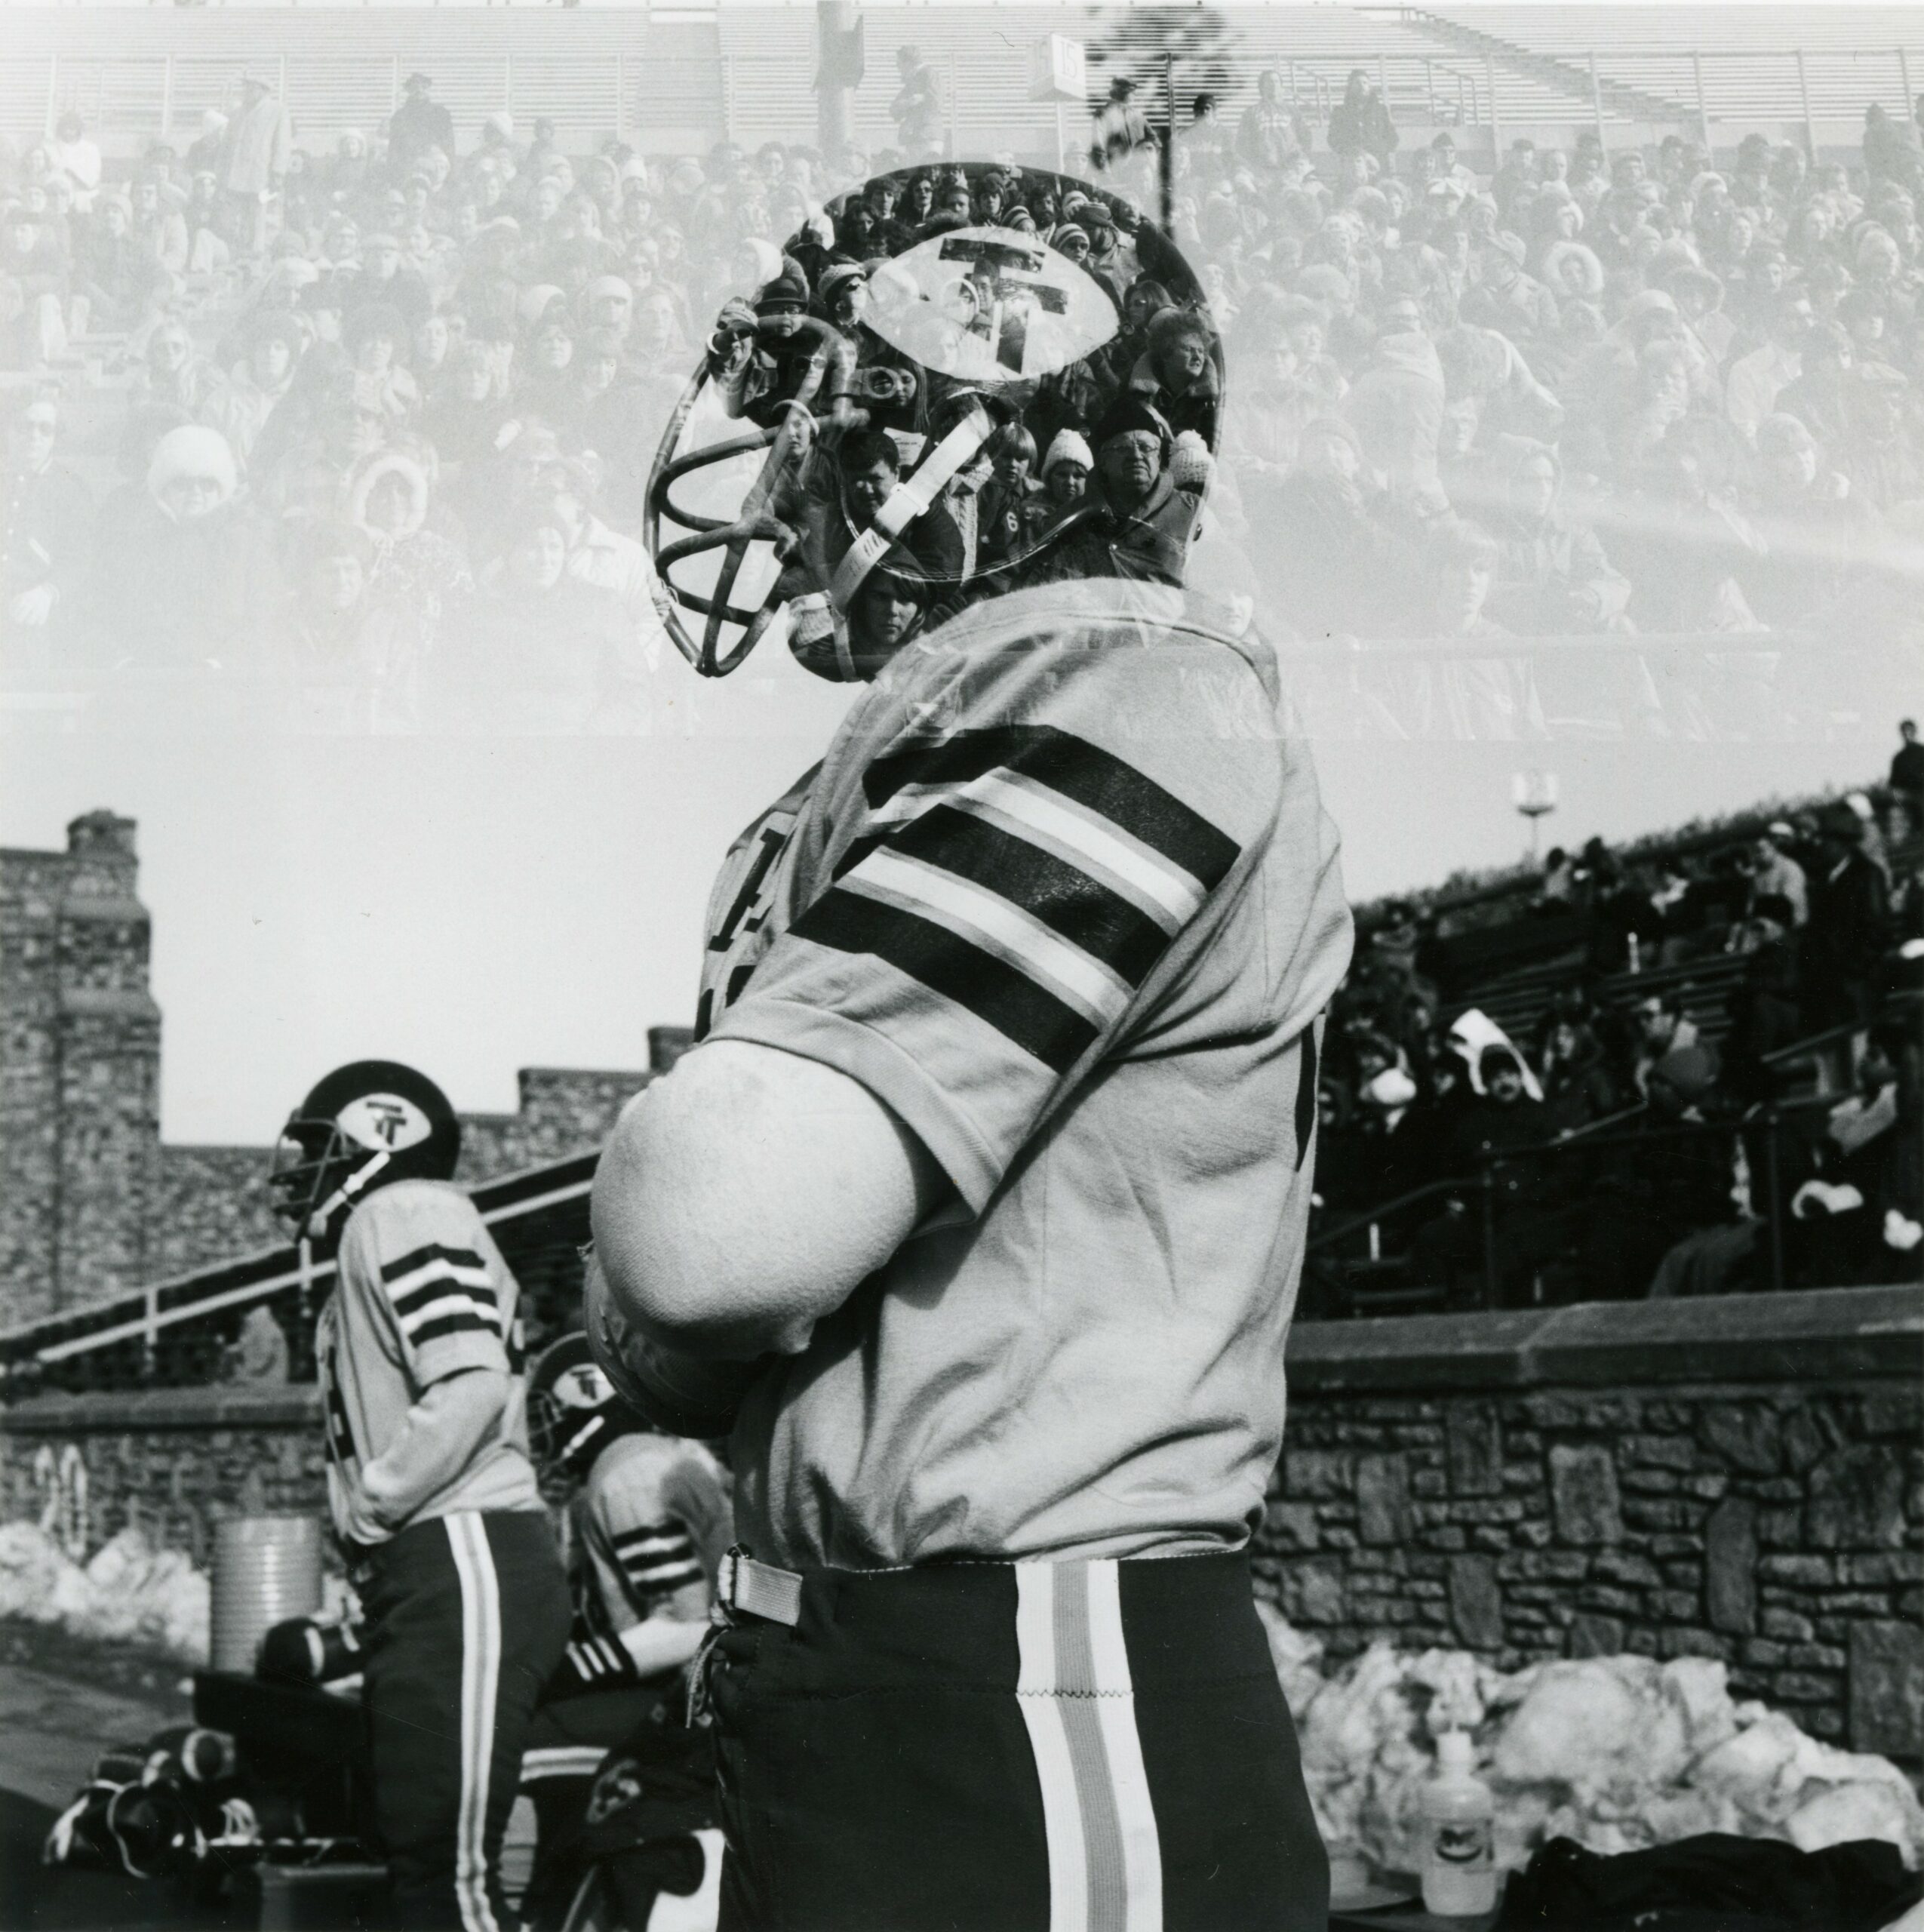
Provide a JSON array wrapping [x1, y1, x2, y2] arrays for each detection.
[[0, 806, 693, 1327], [0, 814, 160, 1324], [0, 1387, 327, 1571], [4, 1284, 1916, 1757], [1259, 1287, 1924, 1759]]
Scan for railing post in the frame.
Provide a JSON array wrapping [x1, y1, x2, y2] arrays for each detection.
[[1480, 1167, 1498, 1309], [1795, 48, 1815, 160], [1486, 53, 1501, 153], [143, 1283, 158, 1375], [1587, 48, 1605, 148], [721, 54, 734, 144], [1763, 1112, 1786, 1296], [1377, 51, 1390, 116], [45, 54, 58, 140], [1901, 49, 1914, 122], [162, 53, 175, 141], [279, 51, 289, 128], [390, 55, 401, 115], [616, 45, 626, 143], [948, 48, 959, 158], [504, 54, 514, 128], [1692, 51, 1711, 159]]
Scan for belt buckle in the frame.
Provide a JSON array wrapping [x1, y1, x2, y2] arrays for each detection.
[[715, 1546, 742, 1617]]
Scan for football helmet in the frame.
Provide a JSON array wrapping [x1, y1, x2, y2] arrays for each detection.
[[528, 1329, 638, 1481], [644, 162, 1208, 681], [269, 1060, 461, 1247]]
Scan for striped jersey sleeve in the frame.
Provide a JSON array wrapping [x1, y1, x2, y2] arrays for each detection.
[[704, 613, 1282, 1211], [348, 1186, 511, 1387], [579, 1434, 730, 1631]]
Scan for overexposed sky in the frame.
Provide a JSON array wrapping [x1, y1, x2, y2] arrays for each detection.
[[2, 669, 1901, 1146]]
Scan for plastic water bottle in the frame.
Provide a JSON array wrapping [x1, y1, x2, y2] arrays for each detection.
[[1421, 1730, 1498, 1917]]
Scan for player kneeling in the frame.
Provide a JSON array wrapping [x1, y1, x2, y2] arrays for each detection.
[[519, 1328, 731, 1930]]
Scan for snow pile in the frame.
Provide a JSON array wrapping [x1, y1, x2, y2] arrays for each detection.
[[0, 1521, 210, 1663], [1256, 1607, 1924, 1880]]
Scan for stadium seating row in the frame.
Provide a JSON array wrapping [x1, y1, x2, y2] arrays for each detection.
[[6, 3, 1916, 155]]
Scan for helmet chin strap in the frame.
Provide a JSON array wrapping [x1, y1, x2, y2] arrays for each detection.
[[825, 403, 994, 678], [305, 1147, 391, 1244]]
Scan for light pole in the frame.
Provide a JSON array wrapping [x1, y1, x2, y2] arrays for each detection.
[[1512, 769, 1558, 862]]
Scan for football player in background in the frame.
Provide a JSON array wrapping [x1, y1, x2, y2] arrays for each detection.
[[518, 1331, 730, 1921], [270, 1060, 570, 1932], [589, 165, 1352, 1929]]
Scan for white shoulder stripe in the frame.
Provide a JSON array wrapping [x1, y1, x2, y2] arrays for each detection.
[[398, 1291, 502, 1339], [386, 1258, 496, 1300], [871, 772, 1205, 930], [841, 850, 1131, 1029]]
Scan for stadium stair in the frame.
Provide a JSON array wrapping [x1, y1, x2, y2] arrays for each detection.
[[1400, 8, 1690, 126]]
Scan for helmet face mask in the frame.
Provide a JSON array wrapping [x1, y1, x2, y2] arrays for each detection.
[[645, 164, 1209, 682], [267, 1061, 460, 1247], [528, 1329, 634, 1482]]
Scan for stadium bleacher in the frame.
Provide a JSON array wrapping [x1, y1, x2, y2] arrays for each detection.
[[8, 2, 1918, 160]]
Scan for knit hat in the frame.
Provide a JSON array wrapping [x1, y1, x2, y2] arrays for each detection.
[[146, 426, 236, 510], [1091, 395, 1169, 448], [1170, 428, 1213, 493], [753, 256, 811, 316], [1040, 427, 1093, 477]]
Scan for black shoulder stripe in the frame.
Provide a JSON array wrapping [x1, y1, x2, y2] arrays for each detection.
[[862, 726, 1239, 891], [794, 888, 1096, 1075], [380, 1242, 487, 1284], [392, 1274, 496, 1321], [409, 1309, 499, 1349], [880, 804, 1169, 988]]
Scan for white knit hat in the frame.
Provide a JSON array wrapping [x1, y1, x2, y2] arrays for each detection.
[[146, 426, 236, 510], [1041, 428, 1093, 477], [1171, 428, 1213, 494]]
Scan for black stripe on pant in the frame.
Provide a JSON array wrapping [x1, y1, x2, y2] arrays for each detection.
[[708, 1549, 1328, 1932], [358, 1509, 571, 1931]]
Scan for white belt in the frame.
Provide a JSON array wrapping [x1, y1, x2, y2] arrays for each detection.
[[715, 1546, 803, 1628]]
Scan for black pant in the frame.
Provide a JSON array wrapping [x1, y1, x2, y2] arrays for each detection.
[[358, 1510, 571, 1931], [520, 1682, 668, 1921], [709, 1549, 1329, 1932]]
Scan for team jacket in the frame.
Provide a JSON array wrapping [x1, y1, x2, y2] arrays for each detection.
[[315, 1179, 542, 1549], [694, 577, 1355, 1570]]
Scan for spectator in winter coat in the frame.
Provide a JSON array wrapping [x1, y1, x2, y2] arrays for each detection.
[[97, 425, 279, 671], [1801, 807, 1892, 1029], [1328, 71, 1397, 173], [2, 389, 92, 669], [1488, 441, 1630, 633]]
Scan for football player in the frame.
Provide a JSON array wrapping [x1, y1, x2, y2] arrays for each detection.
[[518, 1331, 730, 1913], [596, 164, 1352, 1930], [270, 1060, 570, 1932]]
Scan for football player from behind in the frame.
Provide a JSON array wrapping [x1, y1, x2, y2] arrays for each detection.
[[270, 1060, 570, 1932], [594, 164, 1351, 1930], [518, 1331, 730, 1909]]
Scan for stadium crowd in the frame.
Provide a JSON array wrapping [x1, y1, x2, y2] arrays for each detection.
[[1, 66, 1919, 1287], [1309, 761, 1922, 1311], [3, 72, 1924, 719]]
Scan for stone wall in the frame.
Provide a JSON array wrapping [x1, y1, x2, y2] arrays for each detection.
[[1257, 1287, 1924, 1760], [0, 806, 695, 1327], [0, 813, 161, 1323], [0, 1387, 327, 1571], [5, 1287, 1915, 1758]]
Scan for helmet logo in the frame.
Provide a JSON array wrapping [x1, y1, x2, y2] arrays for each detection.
[[555, 1363, 614, 1411], [337, 1093, 432, 1153], [869, 228, 1117, 384]]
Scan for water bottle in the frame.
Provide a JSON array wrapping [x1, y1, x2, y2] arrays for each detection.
[[1421, 1730, 1498, 1917]]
